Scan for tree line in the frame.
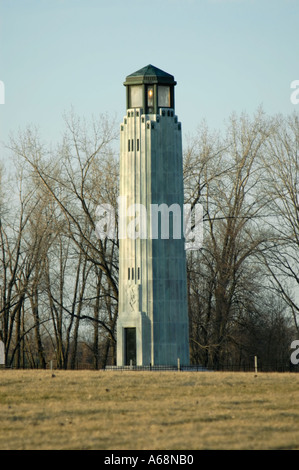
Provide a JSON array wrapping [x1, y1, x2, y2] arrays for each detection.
[[0, 108, 298, 369]]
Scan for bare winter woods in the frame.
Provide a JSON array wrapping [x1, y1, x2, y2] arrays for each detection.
[[0, 109, 298, 369]]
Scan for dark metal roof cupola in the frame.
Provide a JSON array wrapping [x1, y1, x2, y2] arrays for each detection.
[[124, 64, 177, 114]]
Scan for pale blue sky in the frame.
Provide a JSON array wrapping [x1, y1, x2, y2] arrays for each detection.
[[0, 0, 299, 160]]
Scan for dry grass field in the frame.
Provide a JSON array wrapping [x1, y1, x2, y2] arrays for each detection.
[[0, 369, 299, 450]]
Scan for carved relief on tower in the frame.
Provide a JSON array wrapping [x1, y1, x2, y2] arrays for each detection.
[[128, 284, 141, 312]]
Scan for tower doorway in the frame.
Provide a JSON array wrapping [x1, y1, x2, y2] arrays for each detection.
[[125, 328, 136, 366]]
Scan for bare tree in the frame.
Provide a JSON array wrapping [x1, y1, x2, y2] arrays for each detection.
[[260, 113, 299, 335], [0, 158, 51, 366], [185, 110, 277, 368], [8, 111, 119, 367]]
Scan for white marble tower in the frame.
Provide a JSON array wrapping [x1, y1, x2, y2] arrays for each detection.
[[116, 65, 189, 366]]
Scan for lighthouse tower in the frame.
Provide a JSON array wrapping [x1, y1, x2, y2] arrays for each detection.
[[116, 65, 189, 367]]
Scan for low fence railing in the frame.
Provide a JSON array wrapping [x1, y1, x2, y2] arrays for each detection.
[[2, 361, 299, 372]]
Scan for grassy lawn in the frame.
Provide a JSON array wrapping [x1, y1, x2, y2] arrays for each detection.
[[0, 370, 298, 450]]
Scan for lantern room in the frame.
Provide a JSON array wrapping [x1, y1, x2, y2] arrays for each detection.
[[123, 64, 177, 114]]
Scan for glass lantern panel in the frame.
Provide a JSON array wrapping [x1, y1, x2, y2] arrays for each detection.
[[158, 86, 171, 107], [129, 85, 143, 108], [147, 86, 154, 108]]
